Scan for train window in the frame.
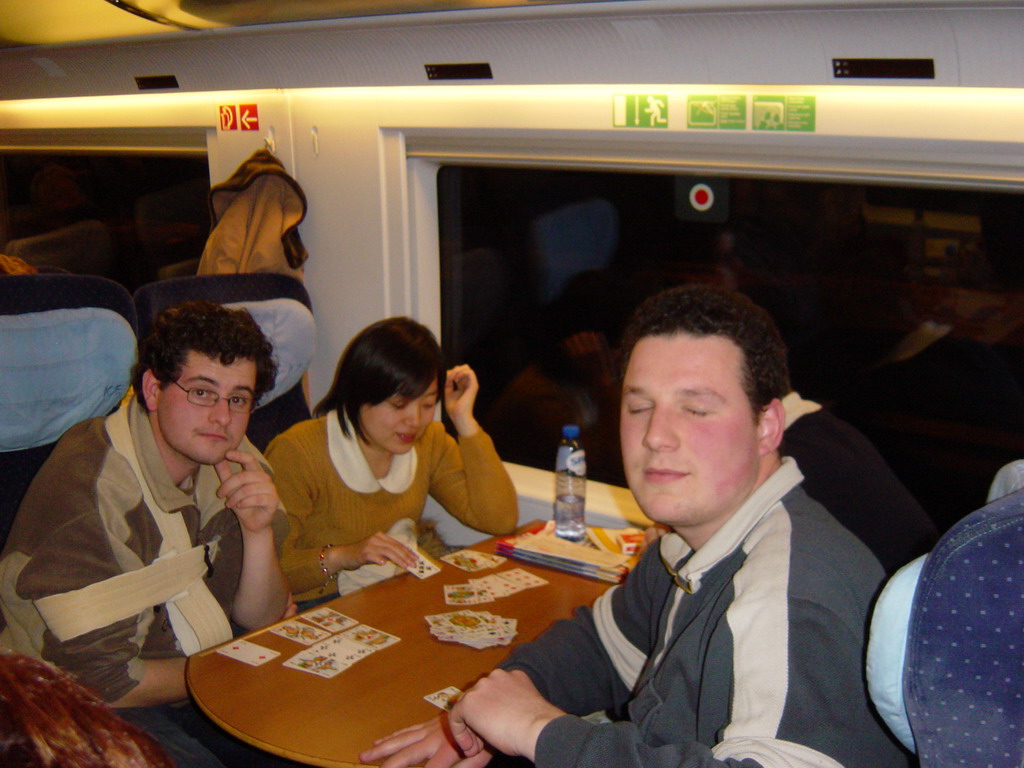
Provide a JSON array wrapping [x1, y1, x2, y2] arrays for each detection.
[[0, 153, 209, 290], [439, 166, 1024, 533]]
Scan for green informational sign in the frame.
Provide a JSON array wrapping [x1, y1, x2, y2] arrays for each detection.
[[752, 95, 816, 132], [686, 95, 746, 130], [613, 94, 669, 128]]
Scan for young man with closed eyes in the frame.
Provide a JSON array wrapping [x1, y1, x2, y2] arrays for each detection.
[[363, 285, 906, 768]]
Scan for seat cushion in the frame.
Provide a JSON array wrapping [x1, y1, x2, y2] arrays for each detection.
[[0, 306, 135, 450], [866, 554, 926, 752], [225, 297, 314, 407]]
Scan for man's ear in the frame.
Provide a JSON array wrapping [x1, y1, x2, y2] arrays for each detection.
[[756, 398, 786, 456], [140, 369, 161, 412]]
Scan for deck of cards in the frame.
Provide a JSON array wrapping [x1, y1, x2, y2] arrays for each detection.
[[444, 567, 549, 605], [425, 609, 517, 649]]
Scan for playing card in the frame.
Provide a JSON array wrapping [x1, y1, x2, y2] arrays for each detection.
[[282, 647, 348, 678], [444, 583, 493, 605], [496, 568, 548, 589], [322, 634, 377, 663], [338, 623, 401, 650], [407, 550, 442, 579], [424, 686, 462, 710], [216, 639, 280, 666], [300, 606, 359, 633], [441, 549, 507, 572], [282, 635, 374, 678], [470, 573, 518, 598], [269, 620, 332, 645]]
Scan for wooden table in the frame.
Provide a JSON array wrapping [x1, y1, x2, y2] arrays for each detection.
[[186, 530, 612, 767]]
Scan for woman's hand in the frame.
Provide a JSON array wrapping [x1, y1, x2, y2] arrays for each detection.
[[445, 365, 481, 437], [326, 532, 418, 572]]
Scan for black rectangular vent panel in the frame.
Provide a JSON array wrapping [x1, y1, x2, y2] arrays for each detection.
[[833, 58, 935, 79], [135, 74, 180, 90], [425, 63, 493, 80]]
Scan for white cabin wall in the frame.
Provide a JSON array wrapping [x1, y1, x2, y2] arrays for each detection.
[[287, 94, 398, 402], [6, 2, 1024, 535]]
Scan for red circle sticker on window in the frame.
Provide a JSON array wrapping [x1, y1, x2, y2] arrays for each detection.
[[689, 183, 714, 212]]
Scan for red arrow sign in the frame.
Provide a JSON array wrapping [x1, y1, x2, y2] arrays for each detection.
[[217, 104, 259, 131], [238, 104, 259, 131]]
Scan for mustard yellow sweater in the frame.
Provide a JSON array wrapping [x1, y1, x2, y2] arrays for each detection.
[[265, 418, 518, 601]]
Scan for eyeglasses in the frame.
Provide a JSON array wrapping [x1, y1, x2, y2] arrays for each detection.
[[172, 381, 254, 414]]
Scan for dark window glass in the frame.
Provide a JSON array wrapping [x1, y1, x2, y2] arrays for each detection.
[[439, 166, 1024, 534], [1, 153, 209, 290]]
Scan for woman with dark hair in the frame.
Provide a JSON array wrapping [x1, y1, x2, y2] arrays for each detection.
[[265, 317, 517, 606]]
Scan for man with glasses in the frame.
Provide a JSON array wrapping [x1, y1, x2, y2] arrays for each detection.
[[0, 300, 295, 768]]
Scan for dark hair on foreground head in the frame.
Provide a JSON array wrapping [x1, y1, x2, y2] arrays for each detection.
[[315, 317, 443, 443], [133, 299, 277, 408], [619, 284, 791, 415], [0, 651, 174, 768]]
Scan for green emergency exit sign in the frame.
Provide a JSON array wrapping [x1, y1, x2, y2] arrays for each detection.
[[613, 94, 669, 128]]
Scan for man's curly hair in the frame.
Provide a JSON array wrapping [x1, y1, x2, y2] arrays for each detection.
[[619, 285, 790, 417], [133, 300, 277, 409]]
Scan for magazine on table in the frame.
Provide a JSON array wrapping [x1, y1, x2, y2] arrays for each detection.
[[495, 521, 643, 583]]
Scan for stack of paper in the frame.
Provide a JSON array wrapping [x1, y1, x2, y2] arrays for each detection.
[[495, 521, 637, 583]]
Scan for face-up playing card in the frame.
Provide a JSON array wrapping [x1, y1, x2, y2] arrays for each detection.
[[407, 550, 442, 579], [441, 549, 507, 572], [216, 639, 280, 666], [338, 623, 401, 650], [282, 635, 374, 678], [496, 568, 548, 589], [322, 634, 377, 663], [269, 620, 332, 645], [300, 607, 359, 633], [469, 573, 519, 598], [443, 583, 493, 605], [282, 647, 347, 678], [424, 686, 462, 710]]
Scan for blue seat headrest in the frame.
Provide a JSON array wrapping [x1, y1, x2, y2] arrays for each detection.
[[224, 297, 315, 407], [867, 554, 927, 752], [0, 306, 135, 451]]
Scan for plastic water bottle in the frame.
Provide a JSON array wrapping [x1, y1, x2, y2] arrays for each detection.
[[554, 424, 586, 542]]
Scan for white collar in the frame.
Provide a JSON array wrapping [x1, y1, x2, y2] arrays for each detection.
[[326, 409, 417, 494], [782, 391, 822, 430], [658, 457, 804, 593]]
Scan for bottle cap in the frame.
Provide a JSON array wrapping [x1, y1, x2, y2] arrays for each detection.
[[562, 424, 580, 439]]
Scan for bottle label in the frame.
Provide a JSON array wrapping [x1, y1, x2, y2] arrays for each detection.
[[566, 449, 586, 476]]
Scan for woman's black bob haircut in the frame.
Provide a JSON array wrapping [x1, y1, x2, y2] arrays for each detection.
[[314, 317, 443, 442]]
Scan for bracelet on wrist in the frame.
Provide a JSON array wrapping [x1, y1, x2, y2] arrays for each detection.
[[319, 544, 337, 584]]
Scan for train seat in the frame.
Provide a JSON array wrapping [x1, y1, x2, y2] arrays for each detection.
[[132, 273, 315, 451], [0, 274, 137, 548], [867, 478, 1024, 767], [4, 219, 114, 276]]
